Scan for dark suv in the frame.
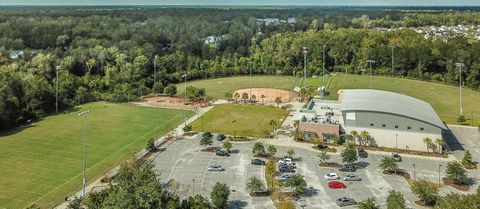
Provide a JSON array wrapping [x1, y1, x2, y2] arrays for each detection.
[[357, 148, 368, 158], [251, 159, 266, 165], [216, 150, 230, 156]]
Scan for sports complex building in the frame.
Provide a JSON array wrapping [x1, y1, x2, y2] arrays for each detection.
[[293, 89, 448, 152]]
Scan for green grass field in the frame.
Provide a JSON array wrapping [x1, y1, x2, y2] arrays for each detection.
[[190, 104, 289, 137], [0, 102, 193, 209], [327, 74, 480, 126], [176, 75, 328, 99]]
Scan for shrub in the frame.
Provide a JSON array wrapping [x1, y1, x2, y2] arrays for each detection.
[[183, 125, 192, 132], [146, 138, 156, 152]]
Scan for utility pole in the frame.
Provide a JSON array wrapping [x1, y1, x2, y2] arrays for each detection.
[[366, 60, 375, 89], [455, 63, 465, 116], [438, 164, 442, 186], [249, 61, 253, 102], [154, 55, 158, 94], [323, 44, 326, 85], [303, 47, 307, 90], [55, 65, 60, 113], [182, 74, 187, 127], [390, 46, 395, 76], [78, 110, 91, 197]]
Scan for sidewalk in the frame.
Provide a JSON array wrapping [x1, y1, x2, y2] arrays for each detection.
[[53, 104, 214, 209]]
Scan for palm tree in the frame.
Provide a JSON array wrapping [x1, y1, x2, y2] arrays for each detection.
[[379, 156, 398, 174], [350, 130, 358, 145], [275, 97, 282, 107], [260, 94, 266, 104], [358, 198, 379, 209], [251, 94, 256, 103], [360, 131, 370, 146], [269, 120, 278, 132], [224, 92, 233, 102], [423, 137, 433, 153], [241, 92, 249, 103], [233, 92, 240, 102], [435, 138, 445, 154], [267, 145, 277, 156], [246, 176, 265, 194]]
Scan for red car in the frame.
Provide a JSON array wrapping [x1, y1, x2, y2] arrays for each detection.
[[328, 181, 347, 189]]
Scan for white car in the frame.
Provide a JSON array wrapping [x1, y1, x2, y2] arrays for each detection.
[[207, 165, 225, 171], [324, 173, 340, 180]]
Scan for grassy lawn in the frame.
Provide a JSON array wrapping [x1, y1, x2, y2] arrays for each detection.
[[0, 102, 193, 209], [176, 75, 327, 99], [327, 74, 480, 126], [190, 104, 289, 137]]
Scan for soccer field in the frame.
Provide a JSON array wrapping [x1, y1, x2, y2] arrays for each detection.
[[327, 74, 480, 126], [0, 102, 193, 209], [190, 104, 289, 137]]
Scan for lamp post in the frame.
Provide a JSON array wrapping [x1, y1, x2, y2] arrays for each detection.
[[323, 44, 326, 85], [78, 110, 91, 197], [182, 74, 187, 127], [154, 55, 158, 94], [390, 46, 395, 76], [395, 133, 398, 149], [438, 164, 442, 186], [249, 61, 253, 102], [192, 179, 195, 195], [412, 164, 416, 181], [455, 63, 465, 116], [55, 65, 60, 113], [303, 47, 307, 90], [366, 60, 375, 89]]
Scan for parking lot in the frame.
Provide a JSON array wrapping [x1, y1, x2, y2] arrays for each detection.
[[150, 132, 476, 209]]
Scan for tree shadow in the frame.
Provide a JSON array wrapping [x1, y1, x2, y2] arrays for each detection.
[[354, 161, 370, 169], [0, 123, 38, 137], [228, 200, 248, 209], [304, 186, 319, 197]]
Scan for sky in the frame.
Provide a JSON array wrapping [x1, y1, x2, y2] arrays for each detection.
[[1, 0, 480, 6]]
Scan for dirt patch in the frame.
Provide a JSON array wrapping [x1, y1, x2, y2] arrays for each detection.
[[140, 96, 206, 108], [233, 88, 298, 103], [442, 177, 470, 191]]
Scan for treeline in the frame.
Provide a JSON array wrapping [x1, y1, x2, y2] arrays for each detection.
[[1, 7, 480, 130]]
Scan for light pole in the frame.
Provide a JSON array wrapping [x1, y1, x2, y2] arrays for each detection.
[[78, 110, 90, 197], [390, 46, 395, 76], [153, 55, 158, 94], [438, 164, 442, 186], [323, 44, 326, 85], [366, 60, 375, 89], [182, 74, 187, 127], [395, 133, 398, 149], [412, 164, 416, 181], [249, 61, 253, 102], [55, 65, 60, 113], [455, 63, 465, 116], [303, 47, 307, 90], [192, 179, 195, 195]]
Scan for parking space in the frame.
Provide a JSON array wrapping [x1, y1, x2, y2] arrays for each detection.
[[152, 135, 274, 209]]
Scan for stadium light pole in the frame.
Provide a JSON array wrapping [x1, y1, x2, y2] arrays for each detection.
[[323, 44, 326, 85], [182, 74, 187, 127], [366, 60, 375, 89], [154, 55, 158, 94], [78, 110, 90, 197], [55, 65, 60, 113], [455, 63, 465, 116], [390, 46, 395, 77], [249, 61, 253, 102], [303, 47, 307, 90]]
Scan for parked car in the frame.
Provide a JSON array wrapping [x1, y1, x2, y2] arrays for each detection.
[[279, 167, 296, 173], [202, 132, 213, 138], [328, 181, 347, 189], [336, 197, 357, 207], [343, 173, 362, 181], [207, 165, 224, 171], [357, 148, 368, 158], [392, 153, 402, 162], [216, 134, 226, 141], [278, 158, 295, 166], [216, 150, 230, 156], [279, 173, 293, 182], [324, 173, 340, 180], [251, 159, 265, 165], [278, 162, 296, 169], [339, 164, 356, 172]]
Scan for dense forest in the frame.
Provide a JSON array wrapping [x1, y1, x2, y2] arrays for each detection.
[[1, 6, 480, 130]]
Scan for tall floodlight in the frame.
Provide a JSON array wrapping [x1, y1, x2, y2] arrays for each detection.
[[323, 45, 326, 84], [390, 46, 395, 76], [366, 60, 376, 89], [182, 74, 187, 126], [249, 61, 253, 102], [55, 66, 60, 113], [154, 55, 158, 94], [456, 63, 465, 116], [78, 110, 91, 196], [303, 47, 307, 89]]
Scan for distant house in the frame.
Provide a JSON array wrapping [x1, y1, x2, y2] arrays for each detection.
[[203, 34, 228, 45], [9, 50, 24, 60]]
